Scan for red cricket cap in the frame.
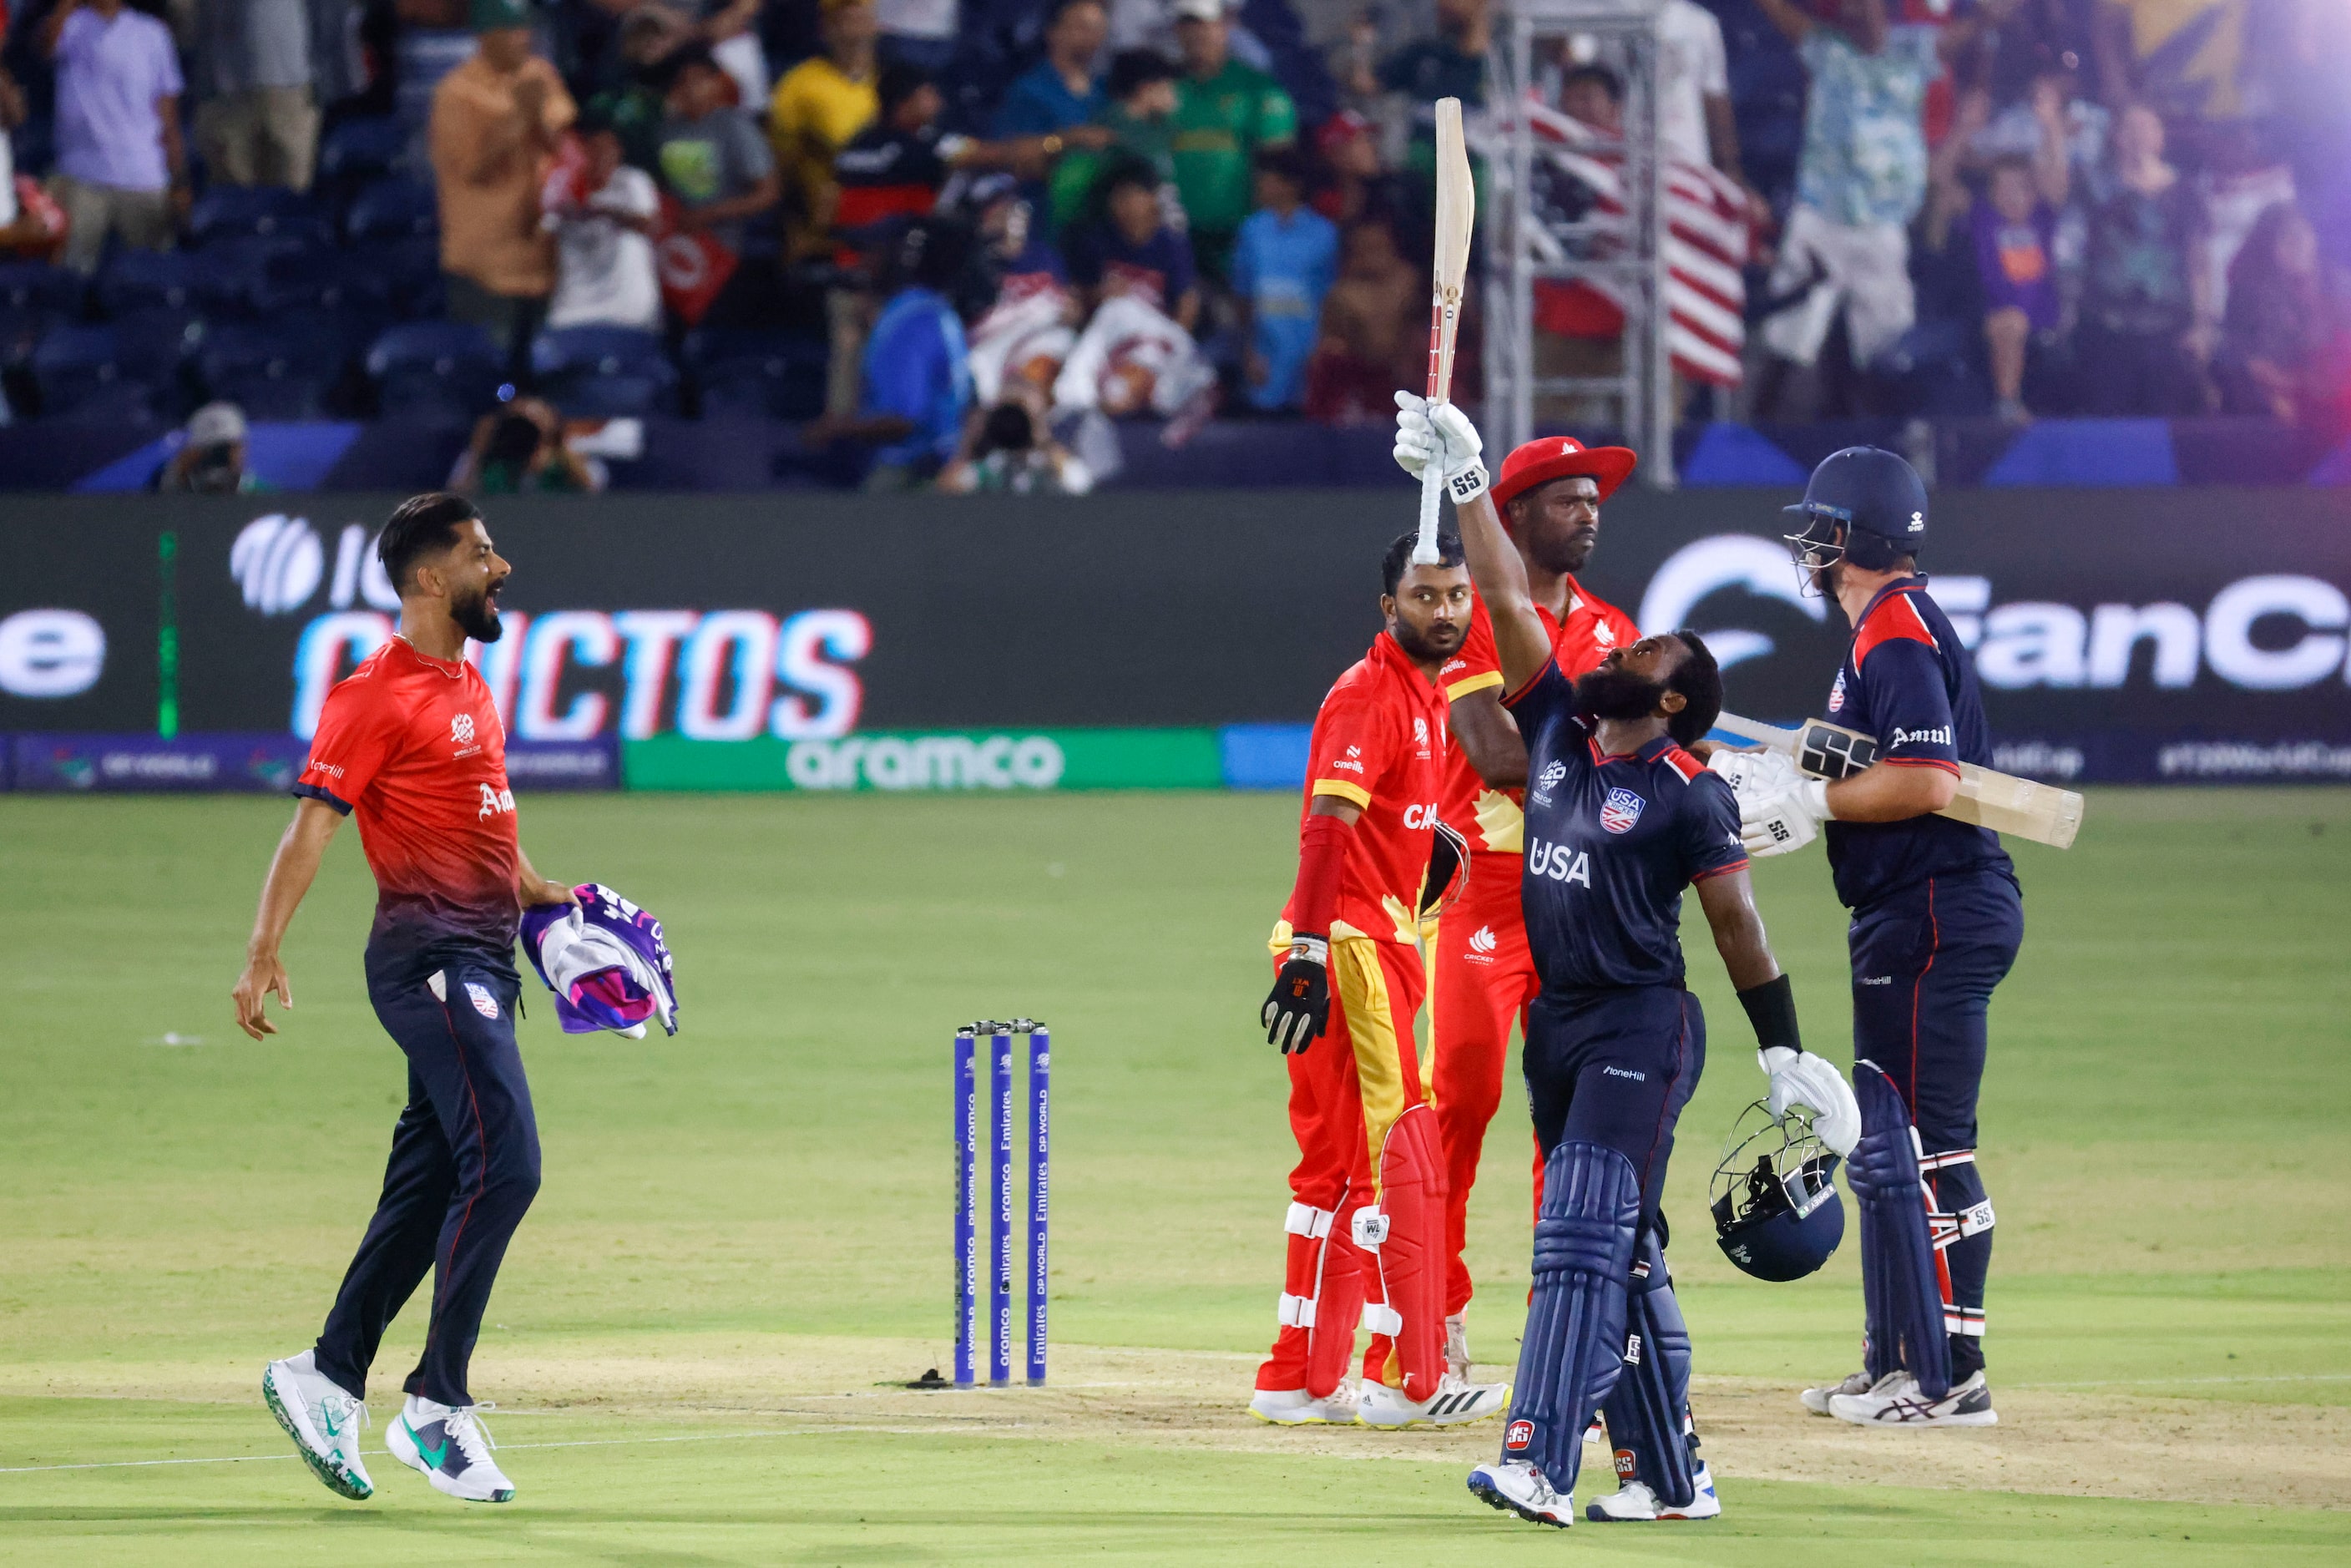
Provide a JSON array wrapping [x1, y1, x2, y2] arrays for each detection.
[[1490, 435, 1638, 509]]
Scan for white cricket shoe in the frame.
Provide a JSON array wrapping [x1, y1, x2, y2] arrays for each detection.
[[1246, 1384, 1359, 1426], [387, 1394, 516, 1502], [1467, 1459, 1574, 1528], [1800, 1368, 1875, 1415], [1585, 1463, 1722, 1521], [1830, 1369, 1999, 1429], [1357, 1373, 1510, 1429], [262, 1350, 372, 1500], [1444, 1313, 1472, 1380]]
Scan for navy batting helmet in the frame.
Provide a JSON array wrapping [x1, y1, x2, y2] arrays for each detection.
[[1783, 446, 1929, 579], [1711, 1103, 1845, 1282]]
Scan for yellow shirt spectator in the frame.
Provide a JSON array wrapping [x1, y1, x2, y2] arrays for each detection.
[[768, 57, 877, 259]]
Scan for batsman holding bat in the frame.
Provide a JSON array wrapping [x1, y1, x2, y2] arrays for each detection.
[[1712, 447, 2025, 1429]]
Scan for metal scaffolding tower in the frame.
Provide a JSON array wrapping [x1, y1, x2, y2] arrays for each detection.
[[1483, 0, 1676, 487]]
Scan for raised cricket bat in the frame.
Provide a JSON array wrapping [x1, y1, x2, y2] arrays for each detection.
[[1413, 96, 1475, 565], [1714, 711, 2085, 850]]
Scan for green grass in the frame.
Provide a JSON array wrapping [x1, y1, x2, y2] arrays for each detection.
[[2, 787, 2346, 1562]]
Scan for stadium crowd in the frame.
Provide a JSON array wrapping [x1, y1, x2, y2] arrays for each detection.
[[0, 0, 2343, 487]]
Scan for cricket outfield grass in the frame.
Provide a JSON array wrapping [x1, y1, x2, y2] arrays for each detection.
[[2, 787, 2345, 1564]]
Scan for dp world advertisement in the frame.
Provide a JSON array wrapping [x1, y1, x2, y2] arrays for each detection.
[[0, 489, 2346, 790]]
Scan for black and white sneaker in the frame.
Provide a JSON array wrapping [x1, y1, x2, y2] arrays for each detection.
[[1799, 1368, 1876, 1415], [1830, 1369, 1998, 1428], [1468, 1459, 1575, 1527]]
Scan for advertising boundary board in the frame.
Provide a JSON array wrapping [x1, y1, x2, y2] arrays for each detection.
[[1, 490, 2347, 786]]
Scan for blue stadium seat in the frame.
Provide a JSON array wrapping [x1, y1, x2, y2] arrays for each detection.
[[110, 305, 206, 386], [366, 320, 503, 420], [375, 235, 445, 317], [685, 327, 827, 420], [0, 260, 85, 314], [317, 116, 410, 185], [187, 185, 336, 248], [530, 324, 679, 417], [31, 322, 130, 417], [95, 249, 205, 315], [249, 245, 397, 323], [345, 177, 440, 242], [0, 303, 60, 371]]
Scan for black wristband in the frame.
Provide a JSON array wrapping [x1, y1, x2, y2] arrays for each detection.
[[1737, 972, 1801, 1055]]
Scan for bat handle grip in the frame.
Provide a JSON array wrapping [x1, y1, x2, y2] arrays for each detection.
[[1412, 438, 1443, 565]]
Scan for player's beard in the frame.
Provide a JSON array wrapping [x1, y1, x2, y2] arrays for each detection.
[[1574, 663, 1666, 721], [451, 582, 504, 643], [1391, 615, 1463, 665]]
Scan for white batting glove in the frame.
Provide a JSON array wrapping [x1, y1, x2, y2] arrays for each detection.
[[1759, 1047, 1862, 1156], [1707, 747, 1800, 797], [1392, 390, 1489, 503], [1741, 776, 1830, 857]]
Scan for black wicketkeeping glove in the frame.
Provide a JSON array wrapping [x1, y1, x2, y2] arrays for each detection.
[[1263, 936, 1332, 1054]]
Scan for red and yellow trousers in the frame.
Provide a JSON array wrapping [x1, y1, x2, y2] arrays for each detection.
[[1257, 924, 1449, 1402], [1427, 851, 1540, 1317]]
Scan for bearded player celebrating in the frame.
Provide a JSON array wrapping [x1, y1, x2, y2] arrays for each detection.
[[234, 494, 575, 1505], [1250, 530, 1512, 1431], [1397, 396, 1858, 1526], [1425, 432, 1640, 1378]]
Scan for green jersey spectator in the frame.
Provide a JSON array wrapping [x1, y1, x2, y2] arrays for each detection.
[[1049, 48, 1180, 234], [1169, 0, 1294, 271]]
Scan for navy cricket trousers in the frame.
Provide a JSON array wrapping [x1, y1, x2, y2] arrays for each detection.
[[1524, 984, 1706, 1230], [1848, 867, 2022, 1371], [313, 948, 541, 1408]]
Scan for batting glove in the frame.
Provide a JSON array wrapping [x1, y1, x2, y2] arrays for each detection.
[[1760, 1046, 1861, 1156], [1706, 747, 1799, 797], [1392, 390, 1489, 503], [1262, 935, 1332, 1055], [1740, 776, 1830, 857]]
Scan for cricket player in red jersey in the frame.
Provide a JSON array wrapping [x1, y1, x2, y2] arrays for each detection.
[[232, 494, 577, 1507], [1424, 435, 1642, 1373], [1250, 529, 1512, 1431]]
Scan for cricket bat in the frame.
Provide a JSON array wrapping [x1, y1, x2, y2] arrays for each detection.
[[1714, 711, 2086, 850], [1413, 96, 1475, 565]]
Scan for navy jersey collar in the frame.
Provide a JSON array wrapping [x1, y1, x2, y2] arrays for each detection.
[[1852, 575, 1932, 640], [1587, 731, 1677, 766]]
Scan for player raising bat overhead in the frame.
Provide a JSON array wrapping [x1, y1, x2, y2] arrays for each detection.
[[1711, 448, 2025, 1429], [1395, 396, 1859, 1527]]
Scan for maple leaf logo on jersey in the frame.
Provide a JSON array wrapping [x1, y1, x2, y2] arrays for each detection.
[[1469, 926, 1498, 955], [1600, 787, 1646, 834], [1592, 620, 1616, 647], [451, 712, 475, 745], [1413, 717, 1429, 746]]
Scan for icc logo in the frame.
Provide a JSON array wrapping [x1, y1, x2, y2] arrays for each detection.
[[451, 713, 475, 745]]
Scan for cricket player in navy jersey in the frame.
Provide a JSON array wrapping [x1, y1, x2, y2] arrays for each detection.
[[1720, 447, 2024, 1429], [1395, 396, 1860, 1526], [232, 494, 578, 1505]]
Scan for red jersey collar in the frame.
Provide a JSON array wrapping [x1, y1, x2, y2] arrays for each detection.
[[1373, 626, 1440, 690], [1851, 575, 1932, 640], [390, 633, 470, 680]]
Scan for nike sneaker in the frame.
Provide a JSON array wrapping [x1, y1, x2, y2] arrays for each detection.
[[387, 1395, 516, 1502], [262, 1350, 372, 1501], [1467, 1459, 1574, 1528], [1585, 1464, 1722, 1521], [1356, 1374, 1510, 1429], [1829, 1369, 1999, 1429], [1799, 1368, 1875, 1415], [1246, 1384, 1359, 1426]]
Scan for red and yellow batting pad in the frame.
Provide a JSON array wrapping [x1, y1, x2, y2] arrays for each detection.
[[1329, 935, 1429, 1174]]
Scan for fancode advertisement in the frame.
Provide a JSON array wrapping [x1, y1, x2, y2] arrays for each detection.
[[0, 490, 2346, 787]]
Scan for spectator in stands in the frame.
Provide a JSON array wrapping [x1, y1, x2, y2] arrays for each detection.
[[1067, 159, 1199, 331], [0, 67, 66, 259], [456, 394, 599, 492], [2214, 201, 2341, 429], [2077, 101, 2208, 416], [1231, 146, 1336, 412], [1358, 0, 1487, 181], [1748, 0, 1999, 417], [1305, 216, 1421, 423], [958, 173, 1079, 402], [156, 402, 268, 493], [1169, 0, 1297, 276], [839, 64, 1109, 244], [771, 0, 880, 263], [1309, 109, 1408, 231], [700, 0, 774, 108], [939, 399, 1095, 492], [429, 0, 577, 364], [1047, 48, 1180, 235], [584, 7, 690, 173], [994, 0, 1109, 138], [547, 108, 663, 331], [849, 217, 973, 488], [44, 0, 188, 274], [876, 0, 958, 73], [1972, 83, 2069, 422], [191, 0, 321, 192], [1652, 0, 1762, 215], [659, 47, 781, 252]]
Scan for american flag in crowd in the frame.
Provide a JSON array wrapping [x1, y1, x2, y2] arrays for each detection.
[[1489, 98, 1752, 388]]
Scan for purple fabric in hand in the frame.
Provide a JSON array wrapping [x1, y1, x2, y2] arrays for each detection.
[[520, 883, 680, 1037]]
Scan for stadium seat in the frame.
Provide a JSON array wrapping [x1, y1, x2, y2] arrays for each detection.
[[199, 316, 350, 417], [0, 302, 59, 372], [249, 245, 396, 322], [373, 235, 445, 317], [317, 115, 409, 185], [365, 320, 504, 421], [95, 249, 205, 315], [345, 177, 440, 242], [110, 305, 206, 390], [186, 186, 336, 248], [685, 328, 828, 420], [530, 324, 679, 417], [0, 260, 85, 314], [31, 322, 132, 417]]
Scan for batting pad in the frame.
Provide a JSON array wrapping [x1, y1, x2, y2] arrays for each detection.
[[1599, 1234, 1696, 1508], [1848, 1061, 1953, 1399], [1505, 1141, 1641, 1494]]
